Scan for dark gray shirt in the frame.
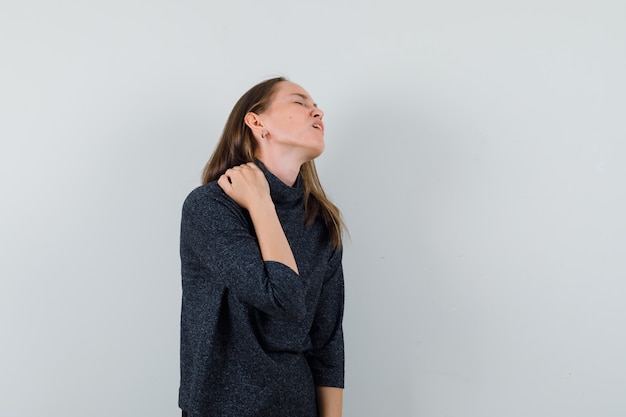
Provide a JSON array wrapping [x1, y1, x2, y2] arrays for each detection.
[[179, 161, 344, 417]]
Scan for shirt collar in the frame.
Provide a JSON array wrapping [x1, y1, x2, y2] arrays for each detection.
[[254, 159, 304, 205]]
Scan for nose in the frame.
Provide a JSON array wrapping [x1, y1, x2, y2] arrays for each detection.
[[312, 106, 324, 120]]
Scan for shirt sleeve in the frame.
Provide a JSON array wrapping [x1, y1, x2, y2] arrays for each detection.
[[180, 185, 307, 322], [306, 246, 345, 387]]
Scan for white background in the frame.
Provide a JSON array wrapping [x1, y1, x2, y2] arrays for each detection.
[[1, 1, 625, 416]]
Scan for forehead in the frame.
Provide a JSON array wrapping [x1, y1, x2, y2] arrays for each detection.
[[274, 81, 313, 101]]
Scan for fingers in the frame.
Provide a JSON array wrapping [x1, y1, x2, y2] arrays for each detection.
[[223, 163, 261, 185], [217, 163, 269, 207], [217, 173, 231, 190]]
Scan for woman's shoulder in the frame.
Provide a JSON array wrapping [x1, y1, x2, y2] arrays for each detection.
[[184, 181, 220, 200], [182, 181, 238, 215]]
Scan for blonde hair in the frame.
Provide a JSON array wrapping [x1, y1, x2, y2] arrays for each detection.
[[202, 77, 345, 248]]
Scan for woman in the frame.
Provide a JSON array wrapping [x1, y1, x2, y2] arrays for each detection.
[[179, 77, 345, 417]]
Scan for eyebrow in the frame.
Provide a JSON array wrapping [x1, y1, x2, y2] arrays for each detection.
[[290, 93, 318, 107]]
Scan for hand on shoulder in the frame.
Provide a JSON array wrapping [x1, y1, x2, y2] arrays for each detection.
[[217, 162, 272, 211]]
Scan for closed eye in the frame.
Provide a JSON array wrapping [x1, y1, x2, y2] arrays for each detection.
[[290, 93, 318, 107]]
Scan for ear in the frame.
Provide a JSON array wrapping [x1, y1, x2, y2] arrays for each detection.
[[244, 112, 264, 138]]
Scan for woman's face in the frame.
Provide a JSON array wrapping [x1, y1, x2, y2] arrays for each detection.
[[258, 81, 325, 161]]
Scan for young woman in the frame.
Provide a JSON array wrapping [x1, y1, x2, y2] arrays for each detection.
[[179, 77, 345, 417]]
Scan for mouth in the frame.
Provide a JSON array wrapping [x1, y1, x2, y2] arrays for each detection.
[[312, 122, 324, 133]]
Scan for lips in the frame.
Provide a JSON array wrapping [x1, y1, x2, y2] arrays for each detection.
[[312, 121, 325, 133]]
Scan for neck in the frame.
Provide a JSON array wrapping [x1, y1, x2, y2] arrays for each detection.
[[254, 151, 303, 186]]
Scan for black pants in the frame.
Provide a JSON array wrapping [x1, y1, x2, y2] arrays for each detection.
[[182, 411, 187, 417]]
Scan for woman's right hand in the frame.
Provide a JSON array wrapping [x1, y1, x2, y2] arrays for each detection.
[[217, 163, 272, 211], [217, 162, 298, 274]]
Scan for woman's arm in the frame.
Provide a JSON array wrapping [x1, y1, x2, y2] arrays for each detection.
[[181, 163, 305, 320], [218, 162, 298, 274], [316, 386, 343, 417]]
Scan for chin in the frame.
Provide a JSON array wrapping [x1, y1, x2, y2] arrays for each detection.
[[296, 135, 325, 161], [307, 143, 325, 161]]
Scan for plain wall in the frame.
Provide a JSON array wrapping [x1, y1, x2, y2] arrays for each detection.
[[1, 1, 625, 416]]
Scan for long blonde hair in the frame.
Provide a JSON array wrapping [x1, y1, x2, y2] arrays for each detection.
[[202, 77, 345, 248]]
